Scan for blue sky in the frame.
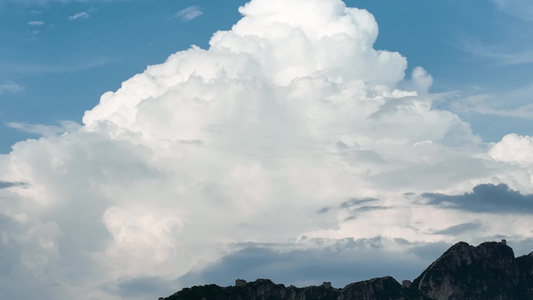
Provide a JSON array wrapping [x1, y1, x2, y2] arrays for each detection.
[[0, 0, 247, 151], [1, 1, 533, 300]]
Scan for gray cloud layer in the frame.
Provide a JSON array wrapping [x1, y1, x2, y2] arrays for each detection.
[[177, 238, 446, 289], [423, 183, 533, 214]]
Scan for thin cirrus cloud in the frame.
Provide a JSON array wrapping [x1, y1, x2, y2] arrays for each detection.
[[1, 0, 533, 299], [0, 58, 111, 75], [173, 5, 203, 22], [7, 121, 81, 136], [445, 86, 533, 121], [493, 0, 533, 22], [452, 2, 533, 69], [470, 103, 533, 120], [459, 38, 533, 66]]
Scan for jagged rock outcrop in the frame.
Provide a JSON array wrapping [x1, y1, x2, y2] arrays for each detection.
[[412, 241, 524, 299], [159, 241, 533, 300]]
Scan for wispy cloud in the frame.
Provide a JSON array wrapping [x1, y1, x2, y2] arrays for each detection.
[[455, 3, 533, 67], [174, 6, 203, 22], [0, 58, 111, 75], [28, 20, 44, 26], [494, 0, 533, 22], [458, 37, 533, 67], [68, 11, 90, 21], [0, 81, 23, 95], [471, 104, 533, 119], [446, 85, 533, 120], [484, 51, 533, 66], [7, 121, 81, 137]]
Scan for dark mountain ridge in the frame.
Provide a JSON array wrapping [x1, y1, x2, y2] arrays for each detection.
[[158, 240, 533, 300]]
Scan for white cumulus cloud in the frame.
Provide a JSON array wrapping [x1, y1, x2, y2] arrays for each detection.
[[408, 66, 433, 95], [1, 0, 532, 299], [490, 134, 533, 165]]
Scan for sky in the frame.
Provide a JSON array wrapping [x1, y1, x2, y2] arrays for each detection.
[[1, 0, 533, 299]]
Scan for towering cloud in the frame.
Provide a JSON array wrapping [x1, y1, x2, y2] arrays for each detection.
[[1, 0, 532, 299]]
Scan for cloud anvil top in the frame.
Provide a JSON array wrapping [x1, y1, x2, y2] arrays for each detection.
[[0, 0, 533, 299]]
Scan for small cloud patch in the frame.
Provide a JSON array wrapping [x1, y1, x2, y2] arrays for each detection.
[[68, 12, 90, 21], [28, 21, 44, 26], [0, 81, 23, 95]]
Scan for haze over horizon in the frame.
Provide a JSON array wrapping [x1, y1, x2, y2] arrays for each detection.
[[1, 0, 533, 299]]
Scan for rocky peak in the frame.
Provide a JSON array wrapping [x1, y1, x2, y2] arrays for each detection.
[[412, 241, 521, 299]]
